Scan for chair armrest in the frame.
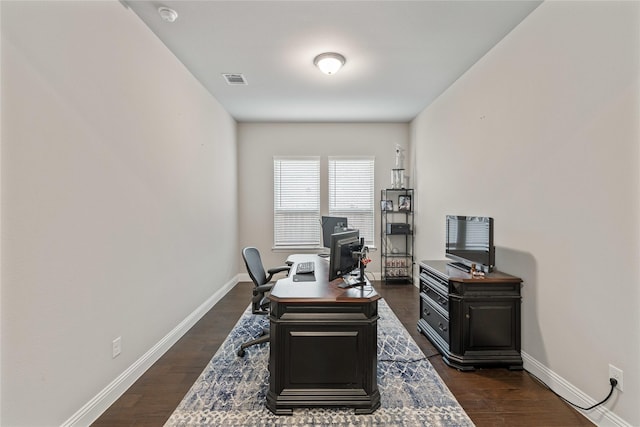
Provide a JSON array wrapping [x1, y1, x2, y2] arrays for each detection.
[[268, 265, 291, 275], [255, 283, 274, 294], [265, 265, 291, 282]]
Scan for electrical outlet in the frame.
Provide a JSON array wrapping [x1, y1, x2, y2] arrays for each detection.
[[609, 364, 623, 392], [112, 337, 122, 359]]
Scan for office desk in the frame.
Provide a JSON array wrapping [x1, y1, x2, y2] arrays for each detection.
[[266, 254, 381, 415]]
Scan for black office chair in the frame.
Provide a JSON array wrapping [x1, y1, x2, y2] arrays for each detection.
[[237, 247, 290, 357]]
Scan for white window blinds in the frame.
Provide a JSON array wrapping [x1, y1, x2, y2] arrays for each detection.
[[273, 157, 321, 247], [328, 157, 375, 245]]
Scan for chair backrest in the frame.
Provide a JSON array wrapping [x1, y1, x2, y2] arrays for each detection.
[[242, 247, 268, 287]]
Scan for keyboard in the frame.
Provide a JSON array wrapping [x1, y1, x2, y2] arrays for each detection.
[[296, 261, 315, 274]]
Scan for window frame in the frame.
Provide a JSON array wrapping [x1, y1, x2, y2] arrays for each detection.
[[328, 156, 376, 247], [273, 156, 321, 249]]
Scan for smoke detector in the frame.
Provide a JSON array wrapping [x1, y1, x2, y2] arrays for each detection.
[[158, 7, 178, 23]]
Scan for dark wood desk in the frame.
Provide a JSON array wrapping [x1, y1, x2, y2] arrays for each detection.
[[266, 254, 381, 415]]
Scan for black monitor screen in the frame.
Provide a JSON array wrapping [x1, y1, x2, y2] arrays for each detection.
[[328, 229, 360, 281], [321, 216, 348, 248], [445, 216, 494, 271]]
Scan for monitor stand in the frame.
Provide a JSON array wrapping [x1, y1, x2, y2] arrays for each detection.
[[339, 272, 366, 288]]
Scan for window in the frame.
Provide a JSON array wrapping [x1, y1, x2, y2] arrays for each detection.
[[328, 157, 375, 245], [273, 157, 321, 247]]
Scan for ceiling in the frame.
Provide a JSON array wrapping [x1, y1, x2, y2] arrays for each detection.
[[124, 1, 541, 123]]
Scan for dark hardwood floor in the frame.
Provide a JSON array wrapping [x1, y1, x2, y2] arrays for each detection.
[[93, 281, 593, 426]]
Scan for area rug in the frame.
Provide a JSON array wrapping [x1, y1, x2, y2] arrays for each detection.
[[164, 299, 475, 426]]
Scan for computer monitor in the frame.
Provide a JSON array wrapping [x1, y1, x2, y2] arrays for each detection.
[[328, 229, 361, 281], [321, 216, 348, 248]]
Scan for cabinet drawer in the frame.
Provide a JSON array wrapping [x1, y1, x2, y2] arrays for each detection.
[[420, 296, 449, 344], [450, 280, 521, 297], [420, 272, 448, 295], [422, 286, 449, 313]]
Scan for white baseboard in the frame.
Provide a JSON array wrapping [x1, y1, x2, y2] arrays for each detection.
[[236, 272, 251, 282], [522, 351, 630, 427], [61, 275, 240, 427]]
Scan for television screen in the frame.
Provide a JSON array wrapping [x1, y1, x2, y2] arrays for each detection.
[[445, 216, 494, 272]]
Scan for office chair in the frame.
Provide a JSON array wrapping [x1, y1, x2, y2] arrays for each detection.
[[237, 247, 290, 357]]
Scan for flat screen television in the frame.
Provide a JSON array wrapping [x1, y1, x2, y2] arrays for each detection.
[[321, 216, 348, 248], [445, 215, 494, 273], [328, 229, 361, 281]]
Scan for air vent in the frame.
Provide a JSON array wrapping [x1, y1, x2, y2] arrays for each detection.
[[222, 73, 247, 85]]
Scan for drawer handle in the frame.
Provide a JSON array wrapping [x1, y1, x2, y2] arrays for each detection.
[[438, 322, 447, 332], [424, 309, 431, 317]]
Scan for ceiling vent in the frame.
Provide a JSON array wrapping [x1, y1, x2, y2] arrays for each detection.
[[222, 74, 248, 85]]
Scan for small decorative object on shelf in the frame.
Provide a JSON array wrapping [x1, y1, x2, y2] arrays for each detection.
[[398, 195, 411, 211], [391, 169, 405, 189], [391, 144, 406, 189], [380, 188, 414, 284], [380, 199, 393, 211]]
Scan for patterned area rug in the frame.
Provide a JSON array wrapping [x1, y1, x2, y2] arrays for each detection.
[[165, 299, 474, 426]]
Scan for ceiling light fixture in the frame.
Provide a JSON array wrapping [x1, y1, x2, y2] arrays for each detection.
[[158, 7, 178, 23], [313, 52, 346, 75]]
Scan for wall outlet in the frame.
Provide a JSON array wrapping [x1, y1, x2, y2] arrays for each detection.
[[609, 364, 623, 392], [112, 336, 122, 359]]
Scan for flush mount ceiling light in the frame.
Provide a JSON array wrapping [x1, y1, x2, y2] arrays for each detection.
[[158, 7, 178, 23], [313, 52, 346, 75]]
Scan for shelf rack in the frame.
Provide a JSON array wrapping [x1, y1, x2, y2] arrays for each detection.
[[380, 188, 414, 284]]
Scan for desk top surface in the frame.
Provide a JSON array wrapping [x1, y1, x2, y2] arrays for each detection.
[[420, 260, 522, 283], [269, 254, 380, 303]]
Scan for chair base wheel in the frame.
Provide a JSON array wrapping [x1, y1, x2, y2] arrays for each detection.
[[237, 348, 246, 357]]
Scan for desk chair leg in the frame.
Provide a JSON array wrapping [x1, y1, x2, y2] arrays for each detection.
[[237, 328, 270, 357]]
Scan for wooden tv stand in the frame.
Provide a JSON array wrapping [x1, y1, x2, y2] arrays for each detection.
[[417, 260, 523, 371]]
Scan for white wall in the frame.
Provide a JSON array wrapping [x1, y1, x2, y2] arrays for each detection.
[[238, 123, 409, 273], [1, 1, 238, 425], [411, 2, 639, 426]]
